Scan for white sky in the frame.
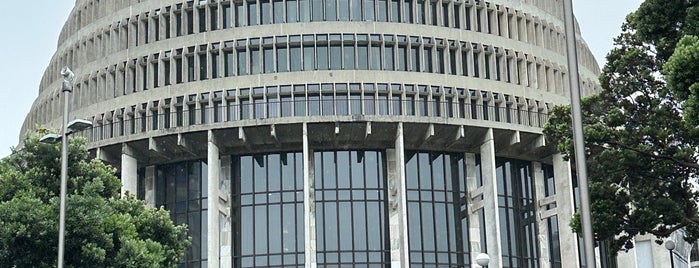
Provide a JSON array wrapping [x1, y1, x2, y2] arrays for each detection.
[[0, 0, 643, 158]]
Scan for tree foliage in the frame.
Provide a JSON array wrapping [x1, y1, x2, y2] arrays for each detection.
[[544, 0, 699, 253], [0, 134, 190, 267]]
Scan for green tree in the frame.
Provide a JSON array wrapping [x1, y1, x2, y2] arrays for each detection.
[[0, 134, 190, 267], [544, 0, 699, 253]]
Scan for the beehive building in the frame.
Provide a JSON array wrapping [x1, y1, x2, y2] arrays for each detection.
[[20, 0, 609, 267]]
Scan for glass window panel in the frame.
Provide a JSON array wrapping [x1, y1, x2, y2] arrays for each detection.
[[416, 0, 424, 24], [364, 94, 375, 115], [378, 94, 389, 115], [385, 46, 394, 70], [251, 48, 261, 74], [300, 0, 311, 21], [326, 0, 337, 20], [338, 0, 350, 20], [234, 50, 245, 75], [352, 202, 368, 250], [410, 46, 420, 71], [255, 205, 268, 255], [324, 202, 338, 250], [377, 0, 388, 21], [278, 46, 288, 72], [434, 203, 448, 251], [248, 1, 258, 25], [429, 1, 437, 25], [344, 45, 355, 70], [254, 156, 267, 192], [370, 45, 381, 70], [235, 3, 245, 26], [312, 0, 323, 21], [420, 203, 435, 250], [366, 201, 382, 250], [303, 46, 315, 70], [264, 47, 275, 73], [274, 0, 284, 23], [404, 0, 413, 23], [223, 5, 232, 28], [317, 45, 329, 70], [408, 202, 422, 250], [358, 44, 369, 70], [288, 0, 298, 23], [366, 0, 375, 21], [290, 46, 302, 71], [339, 202, 353, 250], [330, 44, 342, 70], [242, 206, 254, 255], [365, 152, 379, 188], [336, 152, 350, 188], [269, 204, 282, 254], [336, 94, 349, 115], [351, 0, 362, 21], [322, 93, 334, 115], [397, 45, 407, 71], [391, 0, 400, 22], [283, 203, 297, 252]]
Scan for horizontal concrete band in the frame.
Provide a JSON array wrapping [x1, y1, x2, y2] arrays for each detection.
[[91, 119, 549, 167]]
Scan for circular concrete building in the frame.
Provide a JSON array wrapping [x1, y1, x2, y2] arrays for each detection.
[[21, 0, 603, 267]]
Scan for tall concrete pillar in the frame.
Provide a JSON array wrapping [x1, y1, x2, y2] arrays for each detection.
[[121, 144, 137, 197], [303, 123, 317, 268], [207, 130, 221, 267], [387, 123, 410, 267], [144, 166, 156, 207], [532, 161, 552, 267], [219, 155, 232, 267], [465, 153, 485, 254], [553, 153, 581, 267], [479, 128, 502, 267]]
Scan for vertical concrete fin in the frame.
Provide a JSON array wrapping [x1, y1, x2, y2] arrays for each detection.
[[553, 153, 581, 267], [120, 143, 137, 198], [389, 122, 410, 267], [303, 123, 316, 268], [207, 130, 221, 268], [479, 128, 502, 267]]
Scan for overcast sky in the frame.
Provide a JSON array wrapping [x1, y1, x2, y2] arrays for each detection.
[[0, 0, 643, 158]]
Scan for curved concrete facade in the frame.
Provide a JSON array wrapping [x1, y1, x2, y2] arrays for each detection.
[[21, 0, 604, 267]]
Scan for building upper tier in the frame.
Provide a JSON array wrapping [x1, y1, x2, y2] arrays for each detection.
[[42, 0, 598, 94], [22, 0, 601, 144]]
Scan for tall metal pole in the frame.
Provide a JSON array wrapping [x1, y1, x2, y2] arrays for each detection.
[[58, 66, 74, 268], [562, 1, 596, 267]]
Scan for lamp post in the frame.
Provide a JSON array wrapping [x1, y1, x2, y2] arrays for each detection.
[[475, 253, 490, 268], [666, 239, 676, 268], [38, 67, 92, 268]]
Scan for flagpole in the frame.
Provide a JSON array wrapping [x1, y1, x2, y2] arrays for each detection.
[[562, 0, 597, 267]]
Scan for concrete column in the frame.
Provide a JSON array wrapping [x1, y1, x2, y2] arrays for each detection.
[[553, 153, 581, 267], [207, 130, 221, 267], [144, 166, 156, 207], [219, 155, 233, 267], [532, 161, 551, 268], [303, 123, 317, 268], [121, 144, 138, 197], [465, 153, 485, 254], [387, 123, 410, 267], [479, 128, 502, 267]]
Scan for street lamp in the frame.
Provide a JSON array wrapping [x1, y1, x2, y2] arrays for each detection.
[[666, 239, 676, 268], [38, 67, 92, 268], [475, 253, 490, 267]]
